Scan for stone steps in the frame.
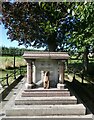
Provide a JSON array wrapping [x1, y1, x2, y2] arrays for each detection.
[[1, 82, 90, 120], [1, 114, 93, 120], [24, 88, 69, 92], [15, 96, 77, 105], [22, 91, 70, 97], [6, 104, 85, 116]]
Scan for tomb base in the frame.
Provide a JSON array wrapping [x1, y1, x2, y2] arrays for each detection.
[[25, 83, 34, 89], [57, 83, 65, 89]]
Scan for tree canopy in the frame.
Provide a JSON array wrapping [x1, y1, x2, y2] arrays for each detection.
[[2, 2, 94, 71], [68, 2, 94, 53], [67, 2, 94, 71], [2, 2, 94, 53], [2, 2, 77, 51]]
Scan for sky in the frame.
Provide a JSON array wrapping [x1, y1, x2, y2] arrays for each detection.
[[1, 23, 19, 48], [0, 23, 38, 49]]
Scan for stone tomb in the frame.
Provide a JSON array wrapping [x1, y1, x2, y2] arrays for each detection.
[[2, 52, 90, 120], [23, 52, 69, 89]]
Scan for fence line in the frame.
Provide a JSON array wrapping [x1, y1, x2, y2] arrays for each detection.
[[0, 66, 26, 88], [67, 68, 94, 86]]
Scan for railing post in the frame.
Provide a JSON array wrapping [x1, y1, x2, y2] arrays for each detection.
[[14, 70, 16, 80], [73, 69, 76, 81], [6, 73, 9, 86], [81, 72, 84, 84], [81, 70, 84, 84], [19, 66, 21, 75], [14, 55, 16, 80]]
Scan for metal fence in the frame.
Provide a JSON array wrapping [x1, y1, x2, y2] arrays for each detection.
[[67, 58, 94, 85], [0, 66, 26, 88]]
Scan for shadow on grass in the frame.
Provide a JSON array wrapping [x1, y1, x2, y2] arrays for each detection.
[[65, 80, 94, 114], [6, 65, 26, 70], [68, 62, 94, 83]]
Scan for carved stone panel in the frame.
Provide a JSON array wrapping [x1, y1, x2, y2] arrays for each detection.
[[35, 60, 59, 87]]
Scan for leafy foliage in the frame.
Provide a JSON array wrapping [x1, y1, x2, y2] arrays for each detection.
[[67, 2, 94, 71], [2, 2, 77, 51], [0, 46, 35, 56], [68, 2, 94, 53]]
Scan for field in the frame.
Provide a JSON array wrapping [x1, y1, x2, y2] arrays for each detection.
[[0, 56, 26, 70], [0, 56, 27, 87]]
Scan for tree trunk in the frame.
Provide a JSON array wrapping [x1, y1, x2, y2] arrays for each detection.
[[47, 33, 57, 52], [83, 46, 89, 72], [48, 43, 57, 52]]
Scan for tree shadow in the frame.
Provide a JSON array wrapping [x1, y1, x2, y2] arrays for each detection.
[[65, 79, 94, 114], [68, 62, 94, 83]]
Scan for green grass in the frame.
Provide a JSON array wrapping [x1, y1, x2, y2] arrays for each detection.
[[0, 56, 27, 87], [0, 56, 26, 70], [67, 60, 94, 84], [0, 67, 26, 87]]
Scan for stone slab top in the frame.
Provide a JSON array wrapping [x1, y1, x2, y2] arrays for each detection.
[[23, 51, 70, 60]]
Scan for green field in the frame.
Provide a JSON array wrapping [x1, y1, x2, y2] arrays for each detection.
[[0, 56, 27, 87], [0, 56, 26, 70]]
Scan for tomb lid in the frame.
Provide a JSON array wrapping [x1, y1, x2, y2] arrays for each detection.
[[23, 51, 69, 60]]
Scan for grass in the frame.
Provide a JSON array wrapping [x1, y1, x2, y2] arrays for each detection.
[[67, 59, 94, 84], [0, 56, 26, 70], [0, 56, 27, 88]]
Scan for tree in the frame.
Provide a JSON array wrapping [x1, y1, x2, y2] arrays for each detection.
[[2, 2, 76, 51], [2, 2, 93, 72], [67, 2, 94, 72]]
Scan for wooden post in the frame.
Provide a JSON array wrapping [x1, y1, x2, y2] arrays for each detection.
[[6, 74, 9, 86], [19, 66, 21, 75], [14, 55, 16, 80], [81, 70, 84, 84], [80, 70, 84, 84]]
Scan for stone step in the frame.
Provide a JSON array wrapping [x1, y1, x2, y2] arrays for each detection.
[[1, 114, 93, 120], [22, 91, 70, 97], [6, 104, 85, 116], [15, 96, 77, 105], [24, 88, 69, 92]]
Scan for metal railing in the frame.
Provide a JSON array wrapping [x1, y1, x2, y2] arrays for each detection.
[[0, 66, 26, 88]]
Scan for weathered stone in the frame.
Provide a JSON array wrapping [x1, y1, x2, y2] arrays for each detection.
[[6, 104, 86, 116], [1, 115, 93, 120], [23, 52, 70, 88], [57, 83, 65, 89], [21, 91, 70, 97], [15, 96, 77, 105]]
